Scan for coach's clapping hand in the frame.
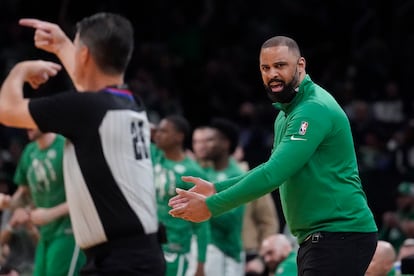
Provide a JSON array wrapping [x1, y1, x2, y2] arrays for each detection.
[[168, 176, 214, 222]]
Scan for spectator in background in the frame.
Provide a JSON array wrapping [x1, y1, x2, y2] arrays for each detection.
[[394, 238, 414, 275], [259, 234, 297, 276], [365, 240, 397, 276], [0, 133, 27, 191], [387, 119, 414, 181], [237, 101, 274, 169], [397, 238, 414, 261], [379, 181, 414, 252], [372, 80, 405, 134]]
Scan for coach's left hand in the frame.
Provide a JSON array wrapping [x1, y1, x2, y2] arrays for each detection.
[[169, 188, 211, 223]]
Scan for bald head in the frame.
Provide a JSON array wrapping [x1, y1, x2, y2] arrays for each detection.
[[260, 234, 292, 272], [261, 36, 301, 59], [365, 241, 396, 276]]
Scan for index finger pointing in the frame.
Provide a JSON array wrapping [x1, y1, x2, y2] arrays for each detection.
[[19, 18, 51, 31]]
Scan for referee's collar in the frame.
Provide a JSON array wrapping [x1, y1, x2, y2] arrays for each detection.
[[103, 85, 134, 99]]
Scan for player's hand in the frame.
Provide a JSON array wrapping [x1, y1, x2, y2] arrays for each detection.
[[19, 18, 71, 55], [0, 194, 11, 209], [13, 60, 62, 89], [168, 188, 211, 222], [9, 207, 30, 226]]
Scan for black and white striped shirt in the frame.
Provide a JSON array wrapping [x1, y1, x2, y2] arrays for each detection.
[[29, 87, 157, 249]]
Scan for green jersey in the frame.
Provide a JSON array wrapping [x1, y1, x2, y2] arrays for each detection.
[[151, 144, 209, 262], [206, 75, 377, 244], [13, 134, 72, 239], [204, 158, 245, 261], [275, 251, 297, 276]]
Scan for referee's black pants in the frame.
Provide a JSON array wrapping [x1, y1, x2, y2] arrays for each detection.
[[297, 231, 377, 276], [81, 233, 166, 276]]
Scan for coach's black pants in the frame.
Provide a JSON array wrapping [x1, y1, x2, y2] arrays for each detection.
[[297, 231, 377, 276]]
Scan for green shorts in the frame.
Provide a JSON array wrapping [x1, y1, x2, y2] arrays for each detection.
[[164, 251, 190, 276], [34, 234, 86, 276]]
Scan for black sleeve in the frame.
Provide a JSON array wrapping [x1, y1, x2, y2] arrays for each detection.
[[28, 91, 96, 141]]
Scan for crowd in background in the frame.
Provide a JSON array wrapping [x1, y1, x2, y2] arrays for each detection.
[[0, 0, 413, 235]]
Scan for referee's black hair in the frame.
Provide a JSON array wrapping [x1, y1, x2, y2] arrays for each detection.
[[209, 117, 240, 154], [76, 12, 134, 75]]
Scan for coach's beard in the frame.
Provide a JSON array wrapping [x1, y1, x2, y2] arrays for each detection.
[[265, 69, 299, 103]]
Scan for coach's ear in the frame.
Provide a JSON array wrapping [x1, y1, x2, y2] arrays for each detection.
[[298, 57, 306, 74]]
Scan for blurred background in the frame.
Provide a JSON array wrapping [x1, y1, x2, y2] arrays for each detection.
[[0, 0, 413, 231]]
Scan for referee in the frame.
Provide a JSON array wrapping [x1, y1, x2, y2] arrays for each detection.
[[0, 13, 165, 275]]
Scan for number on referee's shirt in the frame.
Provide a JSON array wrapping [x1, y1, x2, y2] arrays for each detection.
[[131, 120, 149, 160]]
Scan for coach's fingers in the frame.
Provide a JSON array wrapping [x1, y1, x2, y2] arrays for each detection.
[[169, 188, 195, 216], [181, 176, 216, 196], [168, 190, 190, 208]]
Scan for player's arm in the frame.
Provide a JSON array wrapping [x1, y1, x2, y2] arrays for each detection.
[[192, 220, 209, 276], [0, 60, 61, 129], [192, 220, 209, 267], [187, 169, 210, 264], [30, 202, 69, 226], [0, 208, 29, 244], [1, 207, 40, 244], [9, 186, 31, 210], [0, 186, 30, 210]]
